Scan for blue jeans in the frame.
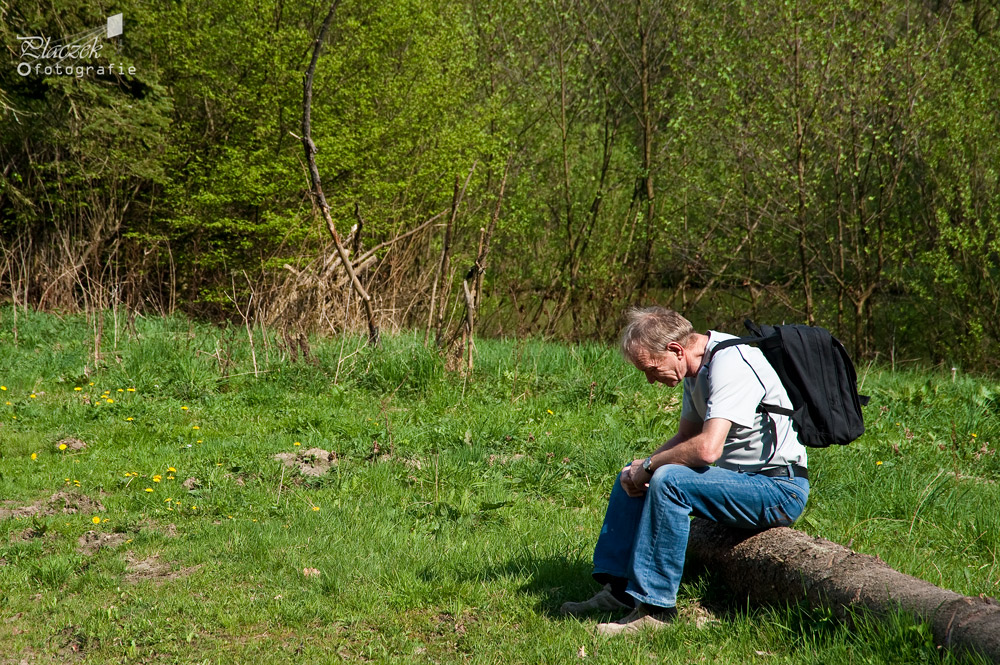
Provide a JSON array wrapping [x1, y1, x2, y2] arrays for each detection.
[[592, 464, 809, 609]]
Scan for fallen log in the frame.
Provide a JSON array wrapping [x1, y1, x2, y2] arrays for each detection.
[[687, 519, 1000, 662]]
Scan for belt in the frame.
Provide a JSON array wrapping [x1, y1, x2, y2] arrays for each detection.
[[754, 465, 809, 480]]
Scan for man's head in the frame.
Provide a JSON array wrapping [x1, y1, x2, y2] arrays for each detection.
[[620, 307, 697, 387]]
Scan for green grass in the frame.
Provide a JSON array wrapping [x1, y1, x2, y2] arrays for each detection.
[[0, 308, 996, 664]]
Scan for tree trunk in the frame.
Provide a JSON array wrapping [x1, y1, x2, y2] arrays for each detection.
[[687, 519, 1000, 662]]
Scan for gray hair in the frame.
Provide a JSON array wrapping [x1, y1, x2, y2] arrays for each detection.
[[620, 306, 696, 361]]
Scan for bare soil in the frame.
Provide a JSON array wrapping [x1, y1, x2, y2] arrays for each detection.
[[273, 448, 337, 477], [0, 491, 105, 519], [76, 530, 129, 556], [124, 552, 202, 584], [56, 437, 87, 451]]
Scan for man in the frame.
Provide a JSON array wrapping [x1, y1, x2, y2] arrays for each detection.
[[561, 306, 810, 635]]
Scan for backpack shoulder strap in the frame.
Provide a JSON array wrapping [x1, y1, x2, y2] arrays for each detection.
[[704, 335, 765, 364], [704, 331, 796, 418]]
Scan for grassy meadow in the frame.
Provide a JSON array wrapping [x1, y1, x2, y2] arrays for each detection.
[[0, 309, 997, 664]]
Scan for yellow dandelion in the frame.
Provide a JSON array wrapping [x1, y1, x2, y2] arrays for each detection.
[[117, 389, 124, 393], [972, 433, 978, 438], [0, 386, 6, 390], [30, 394, 36, 399], [547, 409, 554, 415], [106, 398, 114, 403], [153, 475, 162, 483], [876, 461, 883, 466], [126, 417, 133, 421], [64, 477, 70, 482], [192, 425, 200, 430], [4, 401, 9, 405], [293, 441, 301, 446], [168, 467, 176, 472], [312, 506, 320, 511], [88, 382, 94, 386], [11, 415, 16, 419], [92, 516, 101, 524], [181, 406, 189, 411], [191, 506, 197, 511], [58, 443, 67, 451], [30, 453, 37, 460], [196, 440, 202, 443], [144, 487, 153, 493], [167, 476, 175, 480], [127, 388, 135, 392]]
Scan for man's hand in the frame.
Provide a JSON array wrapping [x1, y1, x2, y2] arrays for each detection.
[[620, 459, 653, 497]]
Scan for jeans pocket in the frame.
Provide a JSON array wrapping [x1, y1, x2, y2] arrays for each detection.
[[766, 483, 807, 527], [765, 503, 797, 527]]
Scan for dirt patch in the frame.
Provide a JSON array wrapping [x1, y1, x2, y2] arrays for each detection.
[[182, 477, 201, 491], [124, 552, 202, 584], [0, 491, 105, 519], [136, 521, 179, 538], [273, 448, 338, 477], [76, 531, 129, 556], [679, 600, 721, 629], [57, 437, 87, 451], [53, 625, 93, 659]]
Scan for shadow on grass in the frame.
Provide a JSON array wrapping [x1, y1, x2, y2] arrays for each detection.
[[429, 551, 752, 622], [423, 553, 596, 617]]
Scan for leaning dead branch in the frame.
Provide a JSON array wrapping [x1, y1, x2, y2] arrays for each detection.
[[300, 0, 379, 346]]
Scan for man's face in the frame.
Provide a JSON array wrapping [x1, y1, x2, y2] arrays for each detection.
[[631, 345, 686, 387]]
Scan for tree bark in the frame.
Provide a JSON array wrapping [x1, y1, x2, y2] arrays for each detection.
[[687, 519, 1000, 662]]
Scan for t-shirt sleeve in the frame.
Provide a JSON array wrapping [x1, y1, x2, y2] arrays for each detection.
[[705, 349, 765, 429]]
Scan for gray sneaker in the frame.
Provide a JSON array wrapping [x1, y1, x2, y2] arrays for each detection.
[[559, 584, 630, 616], [595, 604, 676, 636]]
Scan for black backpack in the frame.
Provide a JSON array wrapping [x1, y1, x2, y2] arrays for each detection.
[[708, 320, 870, 447]]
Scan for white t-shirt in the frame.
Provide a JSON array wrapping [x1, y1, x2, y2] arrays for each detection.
[[680, 331, 807, 471]]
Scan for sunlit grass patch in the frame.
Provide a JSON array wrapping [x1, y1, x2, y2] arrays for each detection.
[[0, 309, 996, 663]]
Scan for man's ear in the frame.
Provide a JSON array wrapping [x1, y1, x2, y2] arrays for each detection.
[[665, 341, 685, 357]]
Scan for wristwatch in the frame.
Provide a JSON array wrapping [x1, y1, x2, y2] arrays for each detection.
[[641, 456, 654, 473]]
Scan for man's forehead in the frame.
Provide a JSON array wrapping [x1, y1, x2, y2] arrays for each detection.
[[632, 346, 665, 364]]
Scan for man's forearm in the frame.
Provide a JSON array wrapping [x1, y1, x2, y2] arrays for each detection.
[[652, 431, 686, 457], [620, 418, 728, 498], [648, 418, 729, 468], [648, 433, 722, 468]]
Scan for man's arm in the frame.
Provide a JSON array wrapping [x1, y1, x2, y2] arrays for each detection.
[[619, 417, 731, 497]]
